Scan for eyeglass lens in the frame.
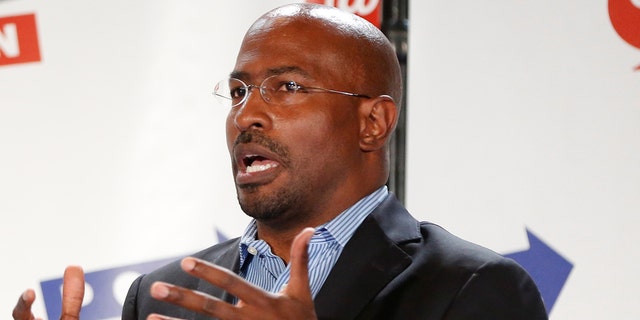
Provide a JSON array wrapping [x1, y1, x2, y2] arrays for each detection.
[[213, 76, 308, 108]]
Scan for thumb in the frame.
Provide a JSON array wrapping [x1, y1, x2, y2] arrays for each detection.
[[60, 265, 84, 320], [284, 227, 315, 300]]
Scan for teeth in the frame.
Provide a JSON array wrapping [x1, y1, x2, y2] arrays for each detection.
[[246, 163, 276, 173]]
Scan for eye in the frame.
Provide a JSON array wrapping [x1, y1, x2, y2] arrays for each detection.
[[229, 86, 247, 99], [276, 81, 301, 93]]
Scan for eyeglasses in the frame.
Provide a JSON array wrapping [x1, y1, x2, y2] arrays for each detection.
[[213, 75, 371, 108]]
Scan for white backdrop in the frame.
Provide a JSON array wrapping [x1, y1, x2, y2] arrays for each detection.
[[1, 0, 293, 318], [1, 0, 639, 319], [408, 1, 640, 319]]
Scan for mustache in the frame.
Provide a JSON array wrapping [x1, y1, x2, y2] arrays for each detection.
[[234, 131, 290, 163]]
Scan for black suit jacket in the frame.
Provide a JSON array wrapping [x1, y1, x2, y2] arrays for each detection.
[[122, 194, 548, 319]]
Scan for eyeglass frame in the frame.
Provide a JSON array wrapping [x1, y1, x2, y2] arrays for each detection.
[[213, 75, 372, 108]]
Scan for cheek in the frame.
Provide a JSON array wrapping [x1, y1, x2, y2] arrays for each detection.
[[282, 109, 358, 164], [225, 112, 237, 152]]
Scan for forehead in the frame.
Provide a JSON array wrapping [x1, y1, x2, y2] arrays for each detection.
[[230, 65, 311, 82], [232, 17, 354, 82]]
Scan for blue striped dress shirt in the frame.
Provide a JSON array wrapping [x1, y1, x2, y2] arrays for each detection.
[[237, 186, 388, 298]]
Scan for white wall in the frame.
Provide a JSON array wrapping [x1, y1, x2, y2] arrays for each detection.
[[407, 1, 640, 319], [0, 1, 294, 318]]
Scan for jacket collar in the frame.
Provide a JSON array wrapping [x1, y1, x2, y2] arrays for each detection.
[[193, 193, 420, 319], [314, 193, 421, 319]]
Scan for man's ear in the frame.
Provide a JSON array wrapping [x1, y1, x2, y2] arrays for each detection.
[[359, 95, 398, 151]]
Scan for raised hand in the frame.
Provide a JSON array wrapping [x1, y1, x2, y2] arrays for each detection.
[[12, 289, 38, 320], [147, 228, 317, 320], [12, 266, 85, 320]]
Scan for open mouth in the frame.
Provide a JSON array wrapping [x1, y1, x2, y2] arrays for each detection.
[[243, 155, 279, 173], [233, 138, 285, 186]]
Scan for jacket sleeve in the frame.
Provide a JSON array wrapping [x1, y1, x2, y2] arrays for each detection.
[[442, 258, 548, 320], [121, 275, 144, 320]]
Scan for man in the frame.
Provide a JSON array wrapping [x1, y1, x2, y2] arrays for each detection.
[[13, 3, 547, 320]]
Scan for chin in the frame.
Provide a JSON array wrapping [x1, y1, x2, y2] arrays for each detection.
[[240, 202, 284, 222], [237, 185, 301, 223]]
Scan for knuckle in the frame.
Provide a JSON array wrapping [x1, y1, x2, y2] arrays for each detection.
[[202, 298, 217, 314], [219, 274, 237, 288], [60, 313, 80, 320], [168, 288, 185, 302]]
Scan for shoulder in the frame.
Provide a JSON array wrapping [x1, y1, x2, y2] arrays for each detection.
[[368, 194, 516, 270], [368, 194, 507, 268], [418, 222, 505, 266], [401, 221, 537, 290], [405, 223, 547, 319], [362, 197, 547, 318]]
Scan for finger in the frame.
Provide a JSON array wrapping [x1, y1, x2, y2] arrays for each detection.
[[180, 257, 273, 306], [12, 289, 36, 320], [284, 227, 314, 299], [146, 313, 184, 320], [150, 281, 238, 319], [61, 265, 85, 320]]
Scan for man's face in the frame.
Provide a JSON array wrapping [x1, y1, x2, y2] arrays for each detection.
[[225, 20, 364, 227]]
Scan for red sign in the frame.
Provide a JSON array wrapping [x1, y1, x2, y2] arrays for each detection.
[[306, 0, 382, 28], [608, 0, 640, 70], [0, 13, 41, 67]]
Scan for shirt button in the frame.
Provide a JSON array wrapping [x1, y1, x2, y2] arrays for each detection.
[[248, 246, 258, 255]]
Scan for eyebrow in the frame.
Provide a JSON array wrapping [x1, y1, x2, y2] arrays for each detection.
[[229, 66, 311, 81]]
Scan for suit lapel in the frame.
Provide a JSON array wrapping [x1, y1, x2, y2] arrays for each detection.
[[314, 194, 421, 319]]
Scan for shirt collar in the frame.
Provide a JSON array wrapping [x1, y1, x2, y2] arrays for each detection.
[[318, 186, 388, 247], [238, 186, 388, 264]]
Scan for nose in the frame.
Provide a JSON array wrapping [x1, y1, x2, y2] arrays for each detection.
[[231, 86, 271, 132]]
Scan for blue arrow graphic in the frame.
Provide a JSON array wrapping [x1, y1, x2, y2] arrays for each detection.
[[41, 257, 178, 320], [504, 228, 573, 314], [41, 228, 571, 318], [40, 228, 229, 320]]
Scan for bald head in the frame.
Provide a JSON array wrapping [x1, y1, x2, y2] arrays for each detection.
[[225, 3, 401, 232], [243, 3, 402, 105]]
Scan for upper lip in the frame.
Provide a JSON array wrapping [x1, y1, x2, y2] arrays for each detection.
[[233, 143, 282, 172]]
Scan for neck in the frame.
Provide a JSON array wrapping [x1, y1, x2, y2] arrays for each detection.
[[252, 184, 386, 263], [254, 223, 303, 264]]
